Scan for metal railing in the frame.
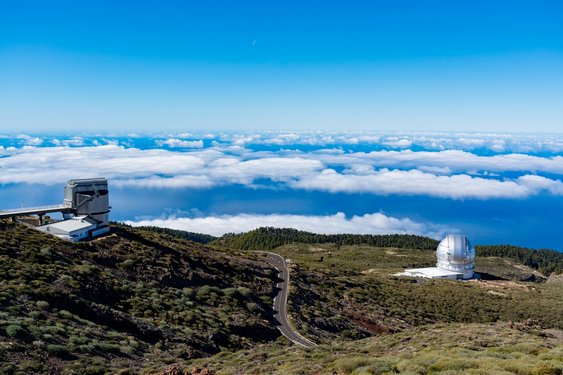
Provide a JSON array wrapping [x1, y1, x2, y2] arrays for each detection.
[[0, 204, 69, 217]]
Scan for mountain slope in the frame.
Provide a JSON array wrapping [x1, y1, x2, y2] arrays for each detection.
[[271, 243, 563, 344], [188, 321, 563, 374], [0, 221, 279, 374], [215, 227, 563, 275], [1, 223, 562, 374], [214, 227, 440, 250]]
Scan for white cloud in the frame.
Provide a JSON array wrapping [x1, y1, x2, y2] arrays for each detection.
[[16, 134, 44, 146], [125, 211, 452, 239], [300, 149, 563, 175], [0, 145, 207, 185], [201, 131, 563, 153], [383, 138, 412, 148], [114, 175, 215, 189], [517, 174, 563, 195], [0, 144, 562, 199], [208, 157, 323, 184], [50, 137, 85, 147], [291, 168, 563, 199], [101, 138, 119, 146], [156, 139, 204, 148]]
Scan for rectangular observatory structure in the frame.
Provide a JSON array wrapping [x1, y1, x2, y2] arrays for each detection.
[[1, 177, 111, 242], [39, 216, 107, 242], [63, 178, 110, 225]]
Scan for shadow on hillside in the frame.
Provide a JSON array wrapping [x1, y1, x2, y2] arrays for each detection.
[[475, 272, 508, 281]]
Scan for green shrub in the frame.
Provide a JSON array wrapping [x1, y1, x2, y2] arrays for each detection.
[[5, 324, 24, 338], [26, 324, 42, 337], [46, 344, 69, 357], [35, 300, 49, 309], [223, 287, 240, 299], [0, 363, 16, 375], [19, 360, 43, 372], [334, 356, 370, 374], [237, 287, 251, 298], [530, 363, 563, 375], [79, 344, 96, 353], [120, 345, 135, 354], [95, 342, 121, 353], [39, 246, 53, 257], [32, 340, 46, 348], [119, 259, 136, 268], [363, 360, 397, 375], [84, 365, 107, 375], [427, 356, 478, 372]]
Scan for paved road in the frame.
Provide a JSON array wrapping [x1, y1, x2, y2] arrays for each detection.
[[261, 252, 316, 348]]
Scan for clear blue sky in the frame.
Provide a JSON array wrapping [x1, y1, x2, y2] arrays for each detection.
[[1, 0, 562, 132]]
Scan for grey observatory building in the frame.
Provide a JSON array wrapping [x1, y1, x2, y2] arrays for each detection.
[[0, 178, 111, 242]]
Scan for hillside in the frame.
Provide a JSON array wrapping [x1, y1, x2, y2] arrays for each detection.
[[188, 321, 563, 374], [1, 223, 562, 374], [217, 227, 563, 276], [215, 227, 440, 250], [268, 243, 562, 344], [0, 221, 279, 374], [120, 224, 217, 245]]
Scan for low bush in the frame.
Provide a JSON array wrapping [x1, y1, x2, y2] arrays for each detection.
[[5, 324, 24, 338], [46, 344, 69, 357]]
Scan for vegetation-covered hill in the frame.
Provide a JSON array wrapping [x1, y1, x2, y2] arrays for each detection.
[[476, 244, 563, 276], [216, 227, 563, 276], [189, 321, 563, 374], [215, 227, 440, 250], [1, 223, 562, 374], [268, 243, 563, 344], [120, 224, 217, 245], [0, 221, 278, 374]]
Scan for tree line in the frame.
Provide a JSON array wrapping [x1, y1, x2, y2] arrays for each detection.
[[215, 227, 440, 251], [476, 245, 562, 276]]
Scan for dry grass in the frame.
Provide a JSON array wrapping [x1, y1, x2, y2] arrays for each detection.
[[186, 322, 563, 375]]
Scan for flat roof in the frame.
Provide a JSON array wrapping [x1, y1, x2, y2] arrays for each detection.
[[396, 267, 463, 278], [38, 216, 96, 233], [67, 178, 107, 183]]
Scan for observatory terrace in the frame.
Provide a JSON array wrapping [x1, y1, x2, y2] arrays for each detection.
[[0, 204, 72, 219]]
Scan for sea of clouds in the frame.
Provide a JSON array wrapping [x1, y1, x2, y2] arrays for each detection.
[[1, 131, 562, 238]]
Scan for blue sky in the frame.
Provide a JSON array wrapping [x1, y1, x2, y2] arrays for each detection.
[[1, 3, 562, 250], [1, 1, 563, 132]]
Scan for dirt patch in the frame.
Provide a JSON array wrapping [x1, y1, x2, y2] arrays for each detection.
[[385, 250, 407, 257], [546, 274, 563, 284], [342, 309, 398, 335], [470, 279, 532, 291], [487, 290, 508, 297], [308, 246, 326, 253], [513, 263, 546, 277]]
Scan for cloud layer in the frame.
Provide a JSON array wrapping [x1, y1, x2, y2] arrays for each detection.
[[3, 131, 563, 154], [1, 142, 562, 199], [125, 211, 452, 238]]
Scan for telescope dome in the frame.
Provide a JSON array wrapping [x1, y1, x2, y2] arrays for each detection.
[[436, 234, 475, 279]]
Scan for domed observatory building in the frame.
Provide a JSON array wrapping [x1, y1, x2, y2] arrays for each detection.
[[436, 234, 475, 279], [395, 234, 475, 280]]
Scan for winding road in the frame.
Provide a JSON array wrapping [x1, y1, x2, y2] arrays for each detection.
[[261, 252, 316, 348]]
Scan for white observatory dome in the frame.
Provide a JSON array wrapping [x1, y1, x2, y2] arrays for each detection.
[[436, 234, 475, 279]]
